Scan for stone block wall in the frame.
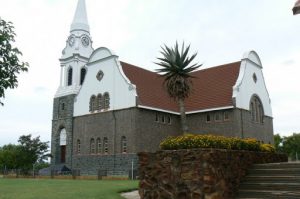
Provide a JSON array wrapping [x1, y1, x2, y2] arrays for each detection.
[[187, 108, 274, 144], [51, 94, 76, 168], [138, 149, 287, 199], [72, 153, 138, 175]]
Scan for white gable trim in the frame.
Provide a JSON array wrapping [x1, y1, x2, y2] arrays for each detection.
[[186, 106, 234, 114], [232, 50, 272, 117], [138, 105, 180, 115], [138, 105, 234, 115]]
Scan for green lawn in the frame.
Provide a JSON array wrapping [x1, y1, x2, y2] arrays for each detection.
[[0, 178, 138, 199]]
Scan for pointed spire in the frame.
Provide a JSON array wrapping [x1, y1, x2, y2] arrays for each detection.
[[71, 0, 90, 32]]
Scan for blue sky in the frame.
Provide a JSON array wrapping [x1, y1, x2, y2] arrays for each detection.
[[0, 0, 299, 146]]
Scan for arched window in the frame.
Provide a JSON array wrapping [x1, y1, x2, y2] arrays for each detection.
[[167, 116, 171, 124], [96, 138, 101, 154], [249, 95, 264, 123], [59, 128, 67, 163], [103, 137, 108, 154], [61, 103, 65, 111], [97, 94, 103, 111], [60, 128, 67, 146], [67, 67, 73, 86], [80, 67, 87, 85], [103, 92, 110, 110], [77, 139, 81, 154], [90, 138, 95, 154], [206, 114, 211, 122], [121, 136, 127, 153], [89, 95, 96, 112], [250, 102, 255, 121]]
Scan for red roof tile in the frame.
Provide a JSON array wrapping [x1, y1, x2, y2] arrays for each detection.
[[121, 61, 241, 113]]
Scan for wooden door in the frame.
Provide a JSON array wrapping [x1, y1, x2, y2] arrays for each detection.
[[61, 145, 66, 163]]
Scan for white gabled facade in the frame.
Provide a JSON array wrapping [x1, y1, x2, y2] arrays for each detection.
[[73, 47, 137, 117], [233, 50, 272, 117]]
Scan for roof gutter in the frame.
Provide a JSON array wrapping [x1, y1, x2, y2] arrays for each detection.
[[186, 106, 234, 114], [137, 105, 234, 115]]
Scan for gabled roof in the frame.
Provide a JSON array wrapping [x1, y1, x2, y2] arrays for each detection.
[[121, 61, 241, 113]]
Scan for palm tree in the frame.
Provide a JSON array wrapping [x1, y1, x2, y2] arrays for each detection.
[[155, 42, 202, 134]]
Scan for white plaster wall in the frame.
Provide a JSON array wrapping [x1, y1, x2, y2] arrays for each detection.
[[61, 31, 94, 60], [233, 51, 272, 117], [55, 59, 87, 97], [74, 47, 137, 116]]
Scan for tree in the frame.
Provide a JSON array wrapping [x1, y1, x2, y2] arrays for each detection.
[[0, 134, 50, 172], [155, 42, 202, 133], [274, 133, 300, 160], [274, 134, 283, 152], [282, 133, 300, 161], [0, 144, 22, 170], [17, 134, 50, 170], [0, 17, 29, 105]]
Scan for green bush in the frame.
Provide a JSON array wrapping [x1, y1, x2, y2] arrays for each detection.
[[160, 134, 274, 153]]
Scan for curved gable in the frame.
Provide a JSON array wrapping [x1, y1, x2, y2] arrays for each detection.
[[89, 47, 117, 63], [242, 50, 262, 67], [233, 50, 272, 117]]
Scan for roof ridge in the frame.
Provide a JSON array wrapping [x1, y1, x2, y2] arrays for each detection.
[[121, 60, 241, 75], [120, 61, 157, 75], [194, 61, 241, 73]]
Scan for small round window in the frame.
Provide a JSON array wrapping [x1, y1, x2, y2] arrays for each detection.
[[96, 70, 104, 81]]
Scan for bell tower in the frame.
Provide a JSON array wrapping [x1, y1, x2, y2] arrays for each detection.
[[56, 0, 93, 97], [51, 0, 93, 169]]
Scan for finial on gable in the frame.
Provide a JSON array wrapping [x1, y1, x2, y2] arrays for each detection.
[[242, 50, 262, 68]]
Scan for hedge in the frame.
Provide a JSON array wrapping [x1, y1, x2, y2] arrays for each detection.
[[160, 134, 275, 153]]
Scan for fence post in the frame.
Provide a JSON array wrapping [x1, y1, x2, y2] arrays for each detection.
[[51, 170, 54, 179], [98, 169, 107, 180], [72, 169, 80, 180]]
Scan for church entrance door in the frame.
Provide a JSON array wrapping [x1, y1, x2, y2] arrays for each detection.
[[61, 145, 66, 163]]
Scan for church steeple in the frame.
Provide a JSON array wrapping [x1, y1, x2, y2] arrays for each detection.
[[60, 0, 93, 60], [71, 0, 90, 33], [56, 0, 94, 97]]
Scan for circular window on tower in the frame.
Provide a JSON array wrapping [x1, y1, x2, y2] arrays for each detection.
[[68, 36, 75, 47], [81, 36, 90, 47], [96, 70, 104, 81]]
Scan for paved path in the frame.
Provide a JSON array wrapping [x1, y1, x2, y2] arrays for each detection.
[[120, 190, 140, 199]]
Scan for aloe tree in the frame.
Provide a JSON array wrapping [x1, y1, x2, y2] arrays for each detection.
[[155, 42, 202, 133]]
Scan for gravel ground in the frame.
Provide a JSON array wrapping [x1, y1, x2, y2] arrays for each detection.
[[121, 190, 140, 199]]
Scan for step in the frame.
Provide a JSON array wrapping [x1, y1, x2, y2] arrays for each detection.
[[253, 162, 300, 169], [237, 190, 300, 199], [243, 175, 300, 183], [248, 168, 300, 176], [239, 182, 300, 191]]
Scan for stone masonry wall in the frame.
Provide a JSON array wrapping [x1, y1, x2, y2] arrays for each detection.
[[73, 153, 138, 176], [138, 149, 287, 199], [187, 109, 274, 144], [51, 94, 76, 168]]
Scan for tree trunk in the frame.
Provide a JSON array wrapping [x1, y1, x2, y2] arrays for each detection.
[[178, 98, 188, 134]]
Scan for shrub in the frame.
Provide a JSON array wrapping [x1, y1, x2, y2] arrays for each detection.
[[160, 134, 274, 153], [260, 143, 275, 153]]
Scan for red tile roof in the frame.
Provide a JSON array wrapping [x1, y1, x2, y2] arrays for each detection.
[[121, 61, 241, 113]]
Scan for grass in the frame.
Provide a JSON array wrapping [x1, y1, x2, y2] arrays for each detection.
[[0, 178, 138, 199]]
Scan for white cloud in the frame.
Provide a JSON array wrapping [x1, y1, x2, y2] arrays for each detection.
[[0, 0, 299, 145]]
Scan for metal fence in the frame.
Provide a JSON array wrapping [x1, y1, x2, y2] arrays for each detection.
[[0, 168, 139, 180]]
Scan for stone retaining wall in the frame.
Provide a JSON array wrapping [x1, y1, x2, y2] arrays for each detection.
[[138, 149, 287, 199]]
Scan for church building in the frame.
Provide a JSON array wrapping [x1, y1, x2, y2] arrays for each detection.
[[51, 0, 274, 175]]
